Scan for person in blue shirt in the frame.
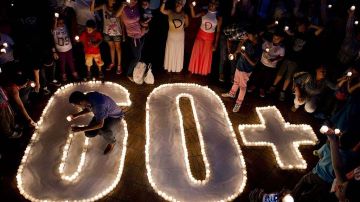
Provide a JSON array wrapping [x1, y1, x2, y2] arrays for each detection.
[[68, 91, 124, 155]]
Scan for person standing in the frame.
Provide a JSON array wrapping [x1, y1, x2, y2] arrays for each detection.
[[161, 0, 188, 73], [68, 91, 124, 155], [188, 0, 222, 76], [91, 0, 123, 74]]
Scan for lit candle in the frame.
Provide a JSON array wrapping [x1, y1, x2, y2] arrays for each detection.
[[347, 71, 353, 77], [66, 115, 72, 122], [265, 48, 270, 53], [355, 20, 359, 25], [3, 42, 8, 48], [282, 194, 294, 202], [54, 12, 59, 18], [351, 5, 356, 11], [328, 4, 332, 9], [334, 128, 341, 135], [75, 35, 80, 41], [30, 82, 36, 88], [320, 125, 329, 134], [228, 54, 234, 61], [241, 46, 246, 51], [192, 1, 196, 6], [284, 26, 289, 31], [275, 20, 279, 25], [0, 48, 6, 53]]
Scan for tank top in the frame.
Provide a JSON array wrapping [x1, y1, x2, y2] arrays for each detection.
[[168, 11, 186, 32], [103, 5, 122, 36], [200, 11, 217, 33], [53, 26, 72, 52], [122, 6, 142, 39]]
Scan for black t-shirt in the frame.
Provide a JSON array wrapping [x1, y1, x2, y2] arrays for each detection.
[[285, 30, 316, 63]]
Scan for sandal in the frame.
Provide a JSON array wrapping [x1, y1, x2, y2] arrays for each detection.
[[106, 63, 115, 71], [116, 66, 122, 75]]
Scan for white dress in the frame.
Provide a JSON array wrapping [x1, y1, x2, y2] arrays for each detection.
[[164, 11, 186, 72]]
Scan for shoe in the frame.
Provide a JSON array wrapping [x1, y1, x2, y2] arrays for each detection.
[[232, 103, 241, 112], [259, 89, 265, 98], [247, 85, 256, 93], [106, 63, 114, 71], [116, 66, 122, 75], [99, 71, 104, 79], [43, 87, 51, 95], [221, 92, 235, 98], [9, 130, 22, 139], [86, 71, 91, 80], [291, 105, 298, 112], [50, 80, 61, 87], [128, 76, 134, 82], [279, 91, 286, 101], [103, 143, 115, 155]]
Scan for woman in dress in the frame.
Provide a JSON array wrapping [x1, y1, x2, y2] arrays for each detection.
[[161, 0, 189, 73], [188, 0, 222, 75], [91, 0, 123, 74]]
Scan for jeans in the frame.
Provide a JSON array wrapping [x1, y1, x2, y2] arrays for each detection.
[[127, 37, 145, 76], [85, 117, 121, 144], [40, 64, 55, 87]]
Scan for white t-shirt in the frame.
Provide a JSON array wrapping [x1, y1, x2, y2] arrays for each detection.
[[103, 5, 122, 36], [200, 11, 217, 33], [260, 41, 285, 68], [0, 33, 15, 65], [53, 27, 72, 52]]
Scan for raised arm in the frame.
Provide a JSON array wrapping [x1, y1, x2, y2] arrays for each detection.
[[309, 24, 324, 36], [160, 0, 170, 15], [116, 2, 127, 17], [90, 0, 103, 13], [189, 3, 203, 18]]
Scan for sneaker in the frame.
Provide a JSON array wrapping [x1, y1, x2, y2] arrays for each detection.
[[128, 76, 134, 82], [232, 103, 241, 112], [103, 143, 115, 155], [291, 105, 298, 112], [247, 85, 256, 93], [221, 92, 235, 98], [99, 71, 104, 79], [279, 91, 286, 101], [86, 71, 91, 80], [116, 66, 122, 75], [43, 87, 51, 95], [106, 63, 114, 71], [259, 89, 265, 98], [50, 80, 61, 87]]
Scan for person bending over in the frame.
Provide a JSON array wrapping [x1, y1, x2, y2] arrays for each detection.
[[68, 91, 123, 155]]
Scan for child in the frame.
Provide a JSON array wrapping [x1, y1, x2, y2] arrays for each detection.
[[79, 20, 104, 80], [140, 0, 153, 34], [52, 15, 78, 82]]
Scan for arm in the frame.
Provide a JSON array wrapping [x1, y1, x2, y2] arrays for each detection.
[[116, 2, 127, 17], [10, 88, 34, 125], [328, 134, 347, 183], [90, 0, 103, 13], [231, 0, 238, 17], [71, 108, 91, 119], [213, 17, 222, 51], [348, 79, 360, 94], [72, 119, 104, 132], [160, 0, 170, 15], [308, 24, 324, 36], [189, 4, 203, 18], [34, 69, 40, 93]]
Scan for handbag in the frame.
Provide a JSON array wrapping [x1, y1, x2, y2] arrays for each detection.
[[144, 63, 154, 84], [133, 62, 146, 84]]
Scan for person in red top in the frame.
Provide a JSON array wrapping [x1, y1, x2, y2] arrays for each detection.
[[79, 20, 104, 80]]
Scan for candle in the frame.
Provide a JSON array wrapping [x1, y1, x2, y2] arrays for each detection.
[[320, 125, 329, 134], [228, 54, 234, 61], [328, 4, 332, 9], [241, 46, 246, 51], [355, 20, 359, 25], [334, 129, 341, 135], [54, 12, 59, 18], [0, 48, 6, 53], [282, 194, 294, 202], [275, 20, 279, 25], [75, 35, 80, 41], [66, 116, 72, 122], [284, 26, 289, 31], [192, 1, 196, 6], [265, 48, 270, 53], [347, 71, 353, 77], [351, 5, 356, 11], [3, 42, 8, 48], [30, 82, 36, 88]]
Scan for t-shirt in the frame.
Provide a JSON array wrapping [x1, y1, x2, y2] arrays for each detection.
[[103, 5, 122, 36], [312, 143, 355, 183], [200, 11, 218, 33], [86, 91, 123, 121], [0, 33, 15, 65], [53, 26, 72, 52], [79, 31, 102, 54], [260, 41, 285, 68], [236, 40, 262, 73], [122, 6, 143, 39], [286, 31, 314, 63]]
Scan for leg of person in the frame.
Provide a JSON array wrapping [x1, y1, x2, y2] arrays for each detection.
[[65, 49, 78, 80], [292, 172, 331, 202], [100, 117, 121, 154], [94, 53, 104, 79], [127, 37, 144, 77], [84, 117, 100, 138], [106, 39, 116, 71], [58, 52, 67, 82], [85, 54, 94, 80], [271, 60, 288, 93], [304, 96, 318, 113], [233, 71, 252, 112], [261, 66, 277, 97], [280, 60, 298, 101], [222, 69, 240, 99], [114, 39, 122, 74]]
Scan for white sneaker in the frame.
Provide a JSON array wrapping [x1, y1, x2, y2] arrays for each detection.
[[221, 92, 235, 98], [232, 103, 241, 112]]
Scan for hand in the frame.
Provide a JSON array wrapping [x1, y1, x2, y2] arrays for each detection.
[[297, 97, 304, 103], [34, 83, 40, 93], [354, 166, 360, 180], [53, 52, 59, 60], [28, 119, 37, 127], [71, 126, 84, 133]]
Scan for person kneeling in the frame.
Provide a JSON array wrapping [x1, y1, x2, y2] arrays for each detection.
[[68, 91, 123, 155]]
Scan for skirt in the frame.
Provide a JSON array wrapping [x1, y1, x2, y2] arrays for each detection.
[[164, 30, 185, 72], [188, 29, 215, 75]]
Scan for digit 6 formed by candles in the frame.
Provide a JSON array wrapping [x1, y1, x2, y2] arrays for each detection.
[[17, 81, 131, 201]]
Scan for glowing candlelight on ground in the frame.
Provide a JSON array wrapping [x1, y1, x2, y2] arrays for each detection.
[[30, 82, 36, 88], [66, 115, 72, 122], [75, 35, 79, 41], [265, 48, 270, 53], [192, 1, 196, 6], [347, 71, 353, 77], [275, 20, 279, 25], [241, 46, 246, 51], [351, 5, 356, 11], [228, 54, 234, 61], [284, 26, 289, 31], [328, 4, 332, 9], [3, 42, 8, 48], [334, 128, 341, 135], [11, 3, 14, 7], [54, 12, 59, 18], [0, 48, 6, 53], [355, 20, 359, 25], [320, 125, 329, 134], [282, 194, 294, 202]]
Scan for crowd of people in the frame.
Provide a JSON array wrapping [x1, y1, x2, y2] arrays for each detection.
[[1, 0, 360, 201]]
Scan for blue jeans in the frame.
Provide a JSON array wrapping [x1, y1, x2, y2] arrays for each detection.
[[85, 117, 121, 144], [127, 37, 145, 76]]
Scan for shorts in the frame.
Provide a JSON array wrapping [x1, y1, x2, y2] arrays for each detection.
[[103, 34, 122, 42], [85, 54, 104, 67], [277, 59, 298, 80]]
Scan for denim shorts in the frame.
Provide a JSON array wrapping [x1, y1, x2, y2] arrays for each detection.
[[103, 34, 122, 42]]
